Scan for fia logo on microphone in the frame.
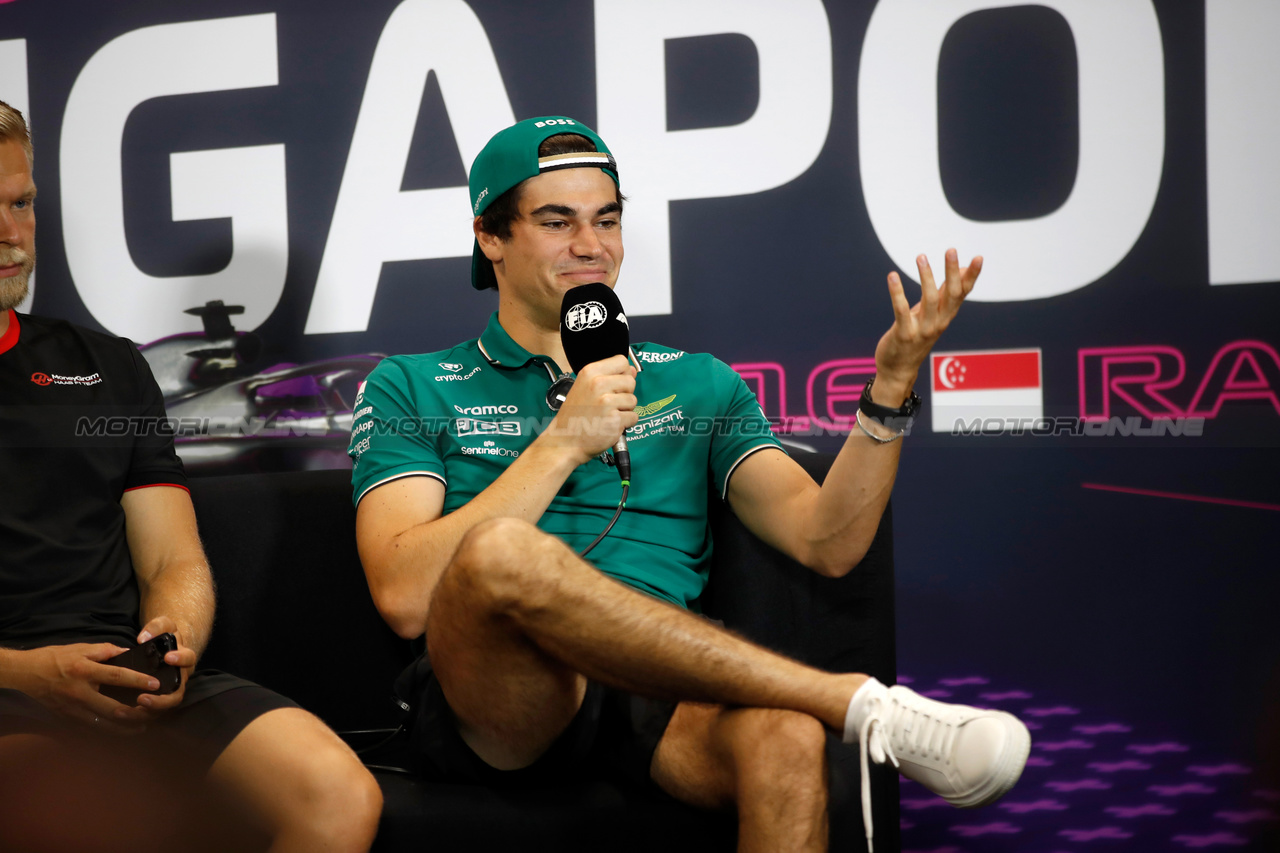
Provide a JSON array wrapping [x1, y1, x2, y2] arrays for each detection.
[[564, 301, 608, 332]]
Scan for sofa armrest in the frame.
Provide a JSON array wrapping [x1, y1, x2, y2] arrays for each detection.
[[702, 451, 897, 682], [189, 469, 416, 732]]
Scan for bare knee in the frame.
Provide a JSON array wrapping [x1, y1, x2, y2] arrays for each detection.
[[731, 709, 827, 787], [216, 711, 383, 851], [449, 516, 562, 613], [284, 741, 383, 846], [726, 711, 829, 851]]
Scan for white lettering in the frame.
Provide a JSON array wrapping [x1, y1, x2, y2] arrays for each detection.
[[61, 15, 288, 341], [637, 350, 685, 363], [461, 445, 520, 457], [1206, 0, 1280, 286], [435, 366, 482, 381], [47, 372, 104, 386], [456, 419, 522, 437], [453, 403, 519, 415], [859, 0, 1164, 301], [596, 0, 833, 315], [305, 0, 516, 334], [627, 407, 685, 438]]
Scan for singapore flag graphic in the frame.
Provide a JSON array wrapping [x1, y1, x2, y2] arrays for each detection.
[[930, 349, 1043, 432]]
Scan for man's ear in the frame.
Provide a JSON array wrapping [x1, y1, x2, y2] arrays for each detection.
[[474, 217, 504, 263]]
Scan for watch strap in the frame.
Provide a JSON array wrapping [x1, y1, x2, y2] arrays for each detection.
[[858, 378, 921, 433]]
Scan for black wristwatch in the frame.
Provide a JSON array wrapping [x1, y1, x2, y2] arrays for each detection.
[[858, 378, 921, 432]]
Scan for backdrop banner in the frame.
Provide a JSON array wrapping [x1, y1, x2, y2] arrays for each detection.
[[3, 1, 1277, 848]]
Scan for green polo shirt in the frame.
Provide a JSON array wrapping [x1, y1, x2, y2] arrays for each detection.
[[349, 312, 784, 609]]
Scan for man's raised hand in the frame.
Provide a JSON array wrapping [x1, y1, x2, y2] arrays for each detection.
[[872, 248, 981, 403]]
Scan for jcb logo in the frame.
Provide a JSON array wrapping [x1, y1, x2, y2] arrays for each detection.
[[456, 419, 522, 437]]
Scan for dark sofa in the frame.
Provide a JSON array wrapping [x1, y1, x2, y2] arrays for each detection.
[[189, 451, 900, 851]]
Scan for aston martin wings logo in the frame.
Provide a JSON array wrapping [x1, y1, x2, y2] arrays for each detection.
[[635, 394, 677, 417]]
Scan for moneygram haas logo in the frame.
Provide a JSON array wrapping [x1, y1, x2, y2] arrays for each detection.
[[31, 371, 103, 387], [564, 301, 608, 332]]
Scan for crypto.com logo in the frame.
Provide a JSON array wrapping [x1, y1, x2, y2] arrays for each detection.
[[1078, 340, 1280, 420]]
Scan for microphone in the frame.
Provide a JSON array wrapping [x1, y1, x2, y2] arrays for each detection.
[[560, 282, 632, 483]]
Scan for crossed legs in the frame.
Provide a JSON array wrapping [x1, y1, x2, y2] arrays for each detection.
[[426, 516, 865, 849], [654, 703, 831, 852]]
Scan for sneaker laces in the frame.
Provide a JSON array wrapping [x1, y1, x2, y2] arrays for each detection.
[[858, 691, 960, 852], [885, 693, 959, 764], [858, 697, 898, 853]]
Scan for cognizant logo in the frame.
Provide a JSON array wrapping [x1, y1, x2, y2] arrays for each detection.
[[453, 403, 519, 415]]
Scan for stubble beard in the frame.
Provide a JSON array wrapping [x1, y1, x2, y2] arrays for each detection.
[[0, 245, 34, 312]]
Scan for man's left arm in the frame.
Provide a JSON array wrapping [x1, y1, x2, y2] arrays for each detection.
[[120, 485, 212, 711], [727, 249, 980, 576]]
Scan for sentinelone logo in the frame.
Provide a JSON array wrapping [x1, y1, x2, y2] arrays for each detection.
[[32, 372, 102, 386]]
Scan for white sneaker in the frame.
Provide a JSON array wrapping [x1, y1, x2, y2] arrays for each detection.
[[843, 679, 1031, 851]]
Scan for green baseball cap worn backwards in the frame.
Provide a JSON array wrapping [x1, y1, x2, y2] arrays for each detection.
[[469, 116, 619, 290]]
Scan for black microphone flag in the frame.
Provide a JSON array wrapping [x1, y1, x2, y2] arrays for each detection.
[[559, 283, 632, 482], [560, 282, 630, 373]]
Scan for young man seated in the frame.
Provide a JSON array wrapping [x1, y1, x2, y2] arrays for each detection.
[[351, 116, 1031, 851]]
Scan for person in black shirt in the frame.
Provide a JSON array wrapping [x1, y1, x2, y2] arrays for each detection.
[[0, 101, 382, 851]]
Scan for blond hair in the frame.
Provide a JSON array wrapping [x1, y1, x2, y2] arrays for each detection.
[[0, 99, 33, 166]]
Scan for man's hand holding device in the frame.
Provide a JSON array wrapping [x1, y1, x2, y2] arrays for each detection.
[[100, 632, 181, 705]]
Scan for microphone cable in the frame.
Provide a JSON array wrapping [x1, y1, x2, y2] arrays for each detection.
[[579, 480, 628, 558], [547, 370, 631, 558]]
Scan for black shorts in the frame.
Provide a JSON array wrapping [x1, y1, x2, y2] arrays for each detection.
[[405, 657, 678, 789], [0, 670, 297, 773]]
